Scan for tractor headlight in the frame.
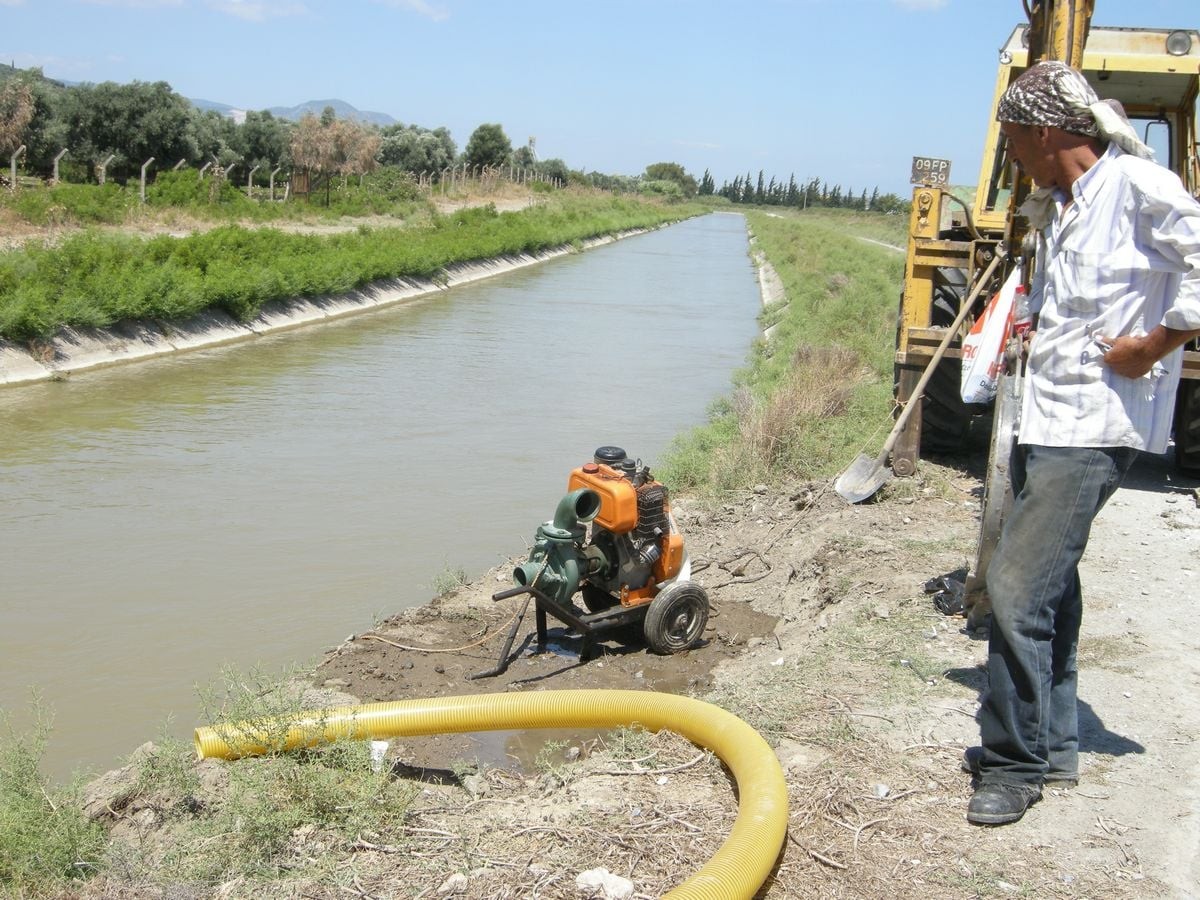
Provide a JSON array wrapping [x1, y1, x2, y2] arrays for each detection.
[[1166, 30, 1192, 57]]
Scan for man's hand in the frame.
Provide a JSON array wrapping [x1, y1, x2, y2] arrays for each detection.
[[1100, 333, 1161, 378], [1100, 325, 1200, 379]]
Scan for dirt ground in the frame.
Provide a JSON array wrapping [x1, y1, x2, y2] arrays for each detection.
[[250, 444, 1197, 899]]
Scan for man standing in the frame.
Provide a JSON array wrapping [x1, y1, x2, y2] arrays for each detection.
[[967, 61, 1200, 825]]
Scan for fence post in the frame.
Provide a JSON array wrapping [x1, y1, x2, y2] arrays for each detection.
[[173, 158, 187, 170], [199, 161, 212, 181], [270, 165, 282, 201], [247, 164, 259, 199], [97, 153, 116, 185], [52, 148, 68, 185], [225, 163, 237, 180], [8, 145, 24, 192], [140, 157, 155, 202]]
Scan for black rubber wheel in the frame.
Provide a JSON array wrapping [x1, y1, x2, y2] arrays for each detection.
[[1174, 377, 1200, 476], [919, 277, 971, 453], [643, 582, 708, 654], [893, 275, 971, 455]]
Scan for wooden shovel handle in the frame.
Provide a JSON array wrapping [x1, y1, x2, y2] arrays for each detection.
[[878, 251, 1007, 466]]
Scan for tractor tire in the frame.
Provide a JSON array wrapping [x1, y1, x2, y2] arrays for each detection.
[[643, 582, 709, 655], [919, 360, 971, 453], [1174, 378, 1200, 476], [893, 275, 972, 455], [921, 275, 972, 453]]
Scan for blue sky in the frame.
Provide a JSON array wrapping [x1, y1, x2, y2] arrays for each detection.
[[2, 0, 1196, 194]]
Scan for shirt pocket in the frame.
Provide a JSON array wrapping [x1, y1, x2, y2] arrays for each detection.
[[1053, 248, 1123, 316]]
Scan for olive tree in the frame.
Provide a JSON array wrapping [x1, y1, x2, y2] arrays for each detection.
[[63, 80, 194, 180], [644, 161, 697, 197], [464, 123, 511, 170]]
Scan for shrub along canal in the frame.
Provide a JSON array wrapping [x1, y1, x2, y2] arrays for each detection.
[[0, 212, 762, 779]]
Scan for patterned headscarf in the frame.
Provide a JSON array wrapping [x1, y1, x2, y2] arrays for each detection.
[[997, 60, 1154, 160]]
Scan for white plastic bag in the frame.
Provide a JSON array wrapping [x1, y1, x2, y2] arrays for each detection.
[[960, 269, 1019, 404]]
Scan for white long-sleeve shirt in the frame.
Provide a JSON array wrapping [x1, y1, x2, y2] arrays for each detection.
[[1020, 143, 1200, 453]]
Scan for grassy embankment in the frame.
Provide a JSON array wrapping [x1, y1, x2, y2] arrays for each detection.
[[0, 187, 701, 343], [1, 167, 441, 229], [0, 205, 909, 895], [660, 206, 906, 492]]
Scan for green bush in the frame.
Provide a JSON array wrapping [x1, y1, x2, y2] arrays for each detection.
[[638, 179, 685, 202], [0, 710, 105, 891], [4, 182, 134, 226]]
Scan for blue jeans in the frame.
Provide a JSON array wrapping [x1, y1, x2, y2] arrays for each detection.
[[978, 444, 1137, 786]]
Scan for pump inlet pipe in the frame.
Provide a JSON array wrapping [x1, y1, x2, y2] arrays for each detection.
[[195, 689, 788, 899]]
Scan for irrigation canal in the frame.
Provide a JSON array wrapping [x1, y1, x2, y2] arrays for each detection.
[[0, 212, 763, 779]]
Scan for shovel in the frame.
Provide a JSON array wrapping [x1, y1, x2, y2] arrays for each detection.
[[835, 252, 1005, 503]]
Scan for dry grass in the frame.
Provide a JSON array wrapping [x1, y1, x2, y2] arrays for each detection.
[[706, 345, 865, 489]]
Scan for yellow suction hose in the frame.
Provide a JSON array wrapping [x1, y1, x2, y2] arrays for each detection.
[[195, 689, 787, 899]]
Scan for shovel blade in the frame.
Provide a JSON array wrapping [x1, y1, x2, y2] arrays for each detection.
[[834, 453, 893, 504]]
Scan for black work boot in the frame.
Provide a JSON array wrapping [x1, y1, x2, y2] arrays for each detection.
[[962, 746, 1079, 788], [967, 782, 1042, 825]]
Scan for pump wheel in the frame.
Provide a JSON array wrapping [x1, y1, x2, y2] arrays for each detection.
[[643, 582, 708, 654], [1174, 378, 1200, 476]]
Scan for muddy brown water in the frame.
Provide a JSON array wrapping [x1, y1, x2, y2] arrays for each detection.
[[0, 213, 761, 780]]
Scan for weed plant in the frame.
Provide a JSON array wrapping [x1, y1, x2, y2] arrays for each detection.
[[659, 209, 904, 494], [106, 666, 422, 889], [0, 707, 105, 892], [431, 564, 469, 596], [0, 194, 697, 342]]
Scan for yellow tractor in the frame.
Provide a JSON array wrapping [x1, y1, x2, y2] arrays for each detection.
[[894, 0, 1199, 471], [890, 0, 1199, 615]]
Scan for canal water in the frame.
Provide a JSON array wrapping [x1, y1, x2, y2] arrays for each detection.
[[0, 212, 761, 779]]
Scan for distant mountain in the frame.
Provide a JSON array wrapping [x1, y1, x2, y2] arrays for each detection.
[[190, 97, 238, 116], [187, 96, 395, 127], [266, 99, 396, 127]]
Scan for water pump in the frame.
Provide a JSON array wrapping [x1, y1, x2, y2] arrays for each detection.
[[474, 446, 709, 677], [518, 445, 708, 652]]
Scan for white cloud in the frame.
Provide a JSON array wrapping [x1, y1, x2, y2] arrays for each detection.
[[892, 0, 948, 10], [674, 139, 723, 151], [204, 0, 307, 20], [371, 0, 449, 23]]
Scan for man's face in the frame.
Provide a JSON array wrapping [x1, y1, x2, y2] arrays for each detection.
[[1001, 122, 1056, 188]]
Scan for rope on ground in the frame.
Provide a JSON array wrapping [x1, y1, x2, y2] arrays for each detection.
[[359, 601, 524, 654]]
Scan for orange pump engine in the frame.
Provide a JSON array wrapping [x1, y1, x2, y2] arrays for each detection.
[[567, 450, 685, 608]]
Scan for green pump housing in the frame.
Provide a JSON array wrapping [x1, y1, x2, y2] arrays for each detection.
[[513, 488, 606, 607]]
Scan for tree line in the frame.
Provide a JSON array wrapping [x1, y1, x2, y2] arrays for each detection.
[[696, 168, 908, 214], [1, 64, 911, 215], [0, 66, 577, 190]]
